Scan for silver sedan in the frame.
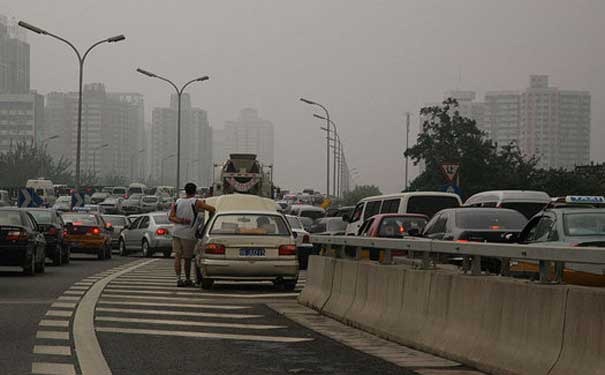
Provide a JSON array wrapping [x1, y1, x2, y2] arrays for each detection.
[[118, 212, 174, 258]]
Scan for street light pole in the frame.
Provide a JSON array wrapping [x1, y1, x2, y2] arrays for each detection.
[[19, 21, 125, 191], [404, 112, 410, 191], [300, 98, 330, 197], [137, 68, 208, 198]]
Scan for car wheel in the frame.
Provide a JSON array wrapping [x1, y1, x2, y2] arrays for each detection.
[[200, 277, 214, 290], [53, 245, 62, 266], [97, 246, 106, 260], [35, 249, 45, 273], [163, 250, 172, 258], [62, 246, 70, 264], [283, 280, 297, 291], [23, 251, 36, 276], [119, 239, 128, 257], [142, 240, 152, 258]]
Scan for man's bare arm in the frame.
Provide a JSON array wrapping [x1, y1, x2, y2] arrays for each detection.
[[196, 200, 216, 214], [169, 203, 190, 225]]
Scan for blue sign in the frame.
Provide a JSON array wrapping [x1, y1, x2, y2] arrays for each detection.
[[18, 188, 44, 208], [71, 192, 85, 209], [440, 183, 462, 198], [565, 196, 605, 204]]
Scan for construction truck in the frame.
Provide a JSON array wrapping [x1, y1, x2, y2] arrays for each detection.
[[212, 154, 273, 198]]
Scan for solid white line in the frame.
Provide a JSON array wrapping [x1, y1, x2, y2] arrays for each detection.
[[103, 288, 299, 298], [73, 259, 158, 375], [46, 310, 73, 318], [39, 320, 69, 328], [97, 300, 251, 310], [31, 362, 76, 375], [96, 316, 285, 330], [33, 345, 72, 356], [96, 326, 313, 343], [95, 307, 260, 319], [51, 303, 77, 309], [36, 331, 70, 340]]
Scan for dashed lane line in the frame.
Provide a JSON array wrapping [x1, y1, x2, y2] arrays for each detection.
[[95, 316, 286, 330]]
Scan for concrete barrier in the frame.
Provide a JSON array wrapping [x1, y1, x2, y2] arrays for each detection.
[[298, 255, 335, 310], [375, 267, 406, 339], [322, 259, 359, 319], [550, 286, 605, 375], [347, 262, 391, 333], [345, 261, 372, 327]]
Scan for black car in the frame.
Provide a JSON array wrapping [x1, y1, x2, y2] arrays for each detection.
[[26, 208, 69, 265], [422, 208, 528, 272], [0, 208, 47, 275]]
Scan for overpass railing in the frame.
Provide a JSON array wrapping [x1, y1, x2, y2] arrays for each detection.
[[309, 235, 605, 284]]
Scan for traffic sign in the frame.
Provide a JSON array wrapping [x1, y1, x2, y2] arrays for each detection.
[[440, 163, 460, 182], [440, 183, 462, 197], [18, 188, 43, 208], [71, 191, 84, 209]]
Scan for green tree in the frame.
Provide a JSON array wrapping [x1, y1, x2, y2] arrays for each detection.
[[341, 184, 382, 206], [0, 141, 73, 187]]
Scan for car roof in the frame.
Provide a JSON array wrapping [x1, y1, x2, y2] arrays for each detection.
[[216, 210, 285, 216], [545, 207, 605, 214], [465, 190, 551, 205], [368, 213, 429, 220], [205, 194, 279, 213]]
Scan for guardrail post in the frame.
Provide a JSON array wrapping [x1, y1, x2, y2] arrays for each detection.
[[538, 260, 549, 283], [421, 251, 431, 270], [336, 244, 346, 259], [462, 255, 471, 273], [381, 249, 393, 265], [554, 261, 564, 284], [471, 255, 482, 275], [500, 257, 511, 276], [354, 247, 362, 260]]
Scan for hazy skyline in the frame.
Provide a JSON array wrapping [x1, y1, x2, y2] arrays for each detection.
[[4, 0, 604, 194]]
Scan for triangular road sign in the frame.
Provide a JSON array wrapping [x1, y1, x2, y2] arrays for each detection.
[[440, 163, 460, 182]]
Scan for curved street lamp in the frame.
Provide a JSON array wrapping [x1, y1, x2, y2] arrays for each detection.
[[300, 98, 331, 197], [19, 21, 125, 191], [137, 68, 209, 197]]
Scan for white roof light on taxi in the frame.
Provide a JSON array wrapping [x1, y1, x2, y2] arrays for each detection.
[[564, 196, 605, 204]]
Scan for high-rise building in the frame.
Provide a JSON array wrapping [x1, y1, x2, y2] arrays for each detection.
[[519, 75, 590, 169], [0, 15, 30, 95], [443, 91, 487, 134], [150, 93, 212, 186], [224, 108, 274, 165], [484, 91, 521, 147], [44, 84, 144, 181], [0, 92, 44, 154]]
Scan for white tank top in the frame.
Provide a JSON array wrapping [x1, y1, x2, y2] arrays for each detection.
[[173, 197, 198, 239]]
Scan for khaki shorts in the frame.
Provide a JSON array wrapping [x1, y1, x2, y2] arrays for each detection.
[[172, 238, 197, 259]]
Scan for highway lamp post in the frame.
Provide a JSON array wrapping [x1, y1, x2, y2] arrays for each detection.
[[313, 113, 341, 198], [161, 154, 176, 186], [300, 98, 331, 197], [136, 68, 209, 198], [92, 143, 109, 179], [404, 112, 410, 191], [39, 135, 60, 178], [19, 21, 125, 192]]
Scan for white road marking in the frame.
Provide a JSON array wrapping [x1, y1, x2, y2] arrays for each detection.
[[33, 345, 72, 356], [39, 320, 69, 328], [57, 296, 80, 301], [104, 288, 299, 298], [96, 316, 285, 330], [107, 284, 192, 291], [101, 293, 212, 302], [46, 310, 73, 318], [116, 276, 175, 280], [31, 362, 76, 375], [68, 286, 89, 290], [97, 300, 251, 310], [36, 331, 70, 340], [96, 326, 313, 343], [74, 282, 94, 286], [63, 291, 85, 296], [51, 302, 77, 309], [95, 307, 261, 319]]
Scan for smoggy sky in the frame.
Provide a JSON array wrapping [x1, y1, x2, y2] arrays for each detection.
[[4, 0, 604, 194]]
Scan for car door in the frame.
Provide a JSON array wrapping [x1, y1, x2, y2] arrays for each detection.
[[132, 216, 150, 247], [124, 216, 143, 249], [423, 212, 448, 240], [23, 212, 44, 262]]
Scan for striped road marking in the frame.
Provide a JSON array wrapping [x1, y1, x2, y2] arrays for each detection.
[[33, 345, 72, 356], [97, 300, 252, 310], [36, 331, 70, 340], [39, 320, 69, 328], [95, 307, 261, 319], [103, 288, 299, 298], [96, 316, 286, 330], [96, 326, 313, 343], [31, 362, 76, 375]]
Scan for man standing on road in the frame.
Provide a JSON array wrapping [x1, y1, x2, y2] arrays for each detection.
[[169, 182, 215, 287]]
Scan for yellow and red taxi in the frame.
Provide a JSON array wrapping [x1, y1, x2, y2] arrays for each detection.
[[61, 212, 113, 260]]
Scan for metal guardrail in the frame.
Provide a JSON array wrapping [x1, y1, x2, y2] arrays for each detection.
[[310, 235, 605, 284]]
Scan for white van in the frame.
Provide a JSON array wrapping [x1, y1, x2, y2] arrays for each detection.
[[345, 192, 462, 235], [25, 179, 56, 206], [463, 190, 550, 219], [127, 183, 147, 198]]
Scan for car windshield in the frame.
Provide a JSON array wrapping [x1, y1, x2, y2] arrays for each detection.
[[300, 210, 325, 220], [128, 195, 143, 201], [103, 216, 127, 226], [455, 210, 526, 230], [564, 213, 605, 237], [0, 211, 22, 226], [62, 214, 98, 226], [142, 197, 158, 203], [92, 193, 107, 198], [325, 218, 347, 232], [378, 216, 428, 238], [28, 210, 53, 224], [500, 202, 548, 219], [153, 215, 170, 225], [210, 214, 290, 236], [286, 216, 302, 230], [407, 196, 460, 218]]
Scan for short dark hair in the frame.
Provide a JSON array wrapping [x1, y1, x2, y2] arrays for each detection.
[[184, 183, 197, 195]]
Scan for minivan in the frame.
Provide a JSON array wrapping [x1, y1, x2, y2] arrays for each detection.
[[345, 192, 462, 235], [463, 190, 551, 219], [127, 183, 147, 198], [26, 179, 56, 206]]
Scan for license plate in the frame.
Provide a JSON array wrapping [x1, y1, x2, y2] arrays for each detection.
[[240, 248, 265, 256]]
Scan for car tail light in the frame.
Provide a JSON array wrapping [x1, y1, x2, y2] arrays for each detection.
[[302, 234, 310, 244], [89, 227, 102, 236], [105, 222, 113, 229], [206, 243, 225, 255], [47, 226, 58, 236], [456, 239, 470, 243], [279, 244, 297, 256], [6, 230, 28, 241], [156, 228, 169, 236]]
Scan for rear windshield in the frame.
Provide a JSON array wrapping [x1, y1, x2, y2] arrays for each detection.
[[455, 210, 526, 230], [28, 210, 53, 224], [564, 213, 605, 237], [113, 188, 127, 194], [300, 210, 325, 220], [500, 202, 548, 219], [0, 211, 22, 226], [378, 216, 427, 238], [210, 214, 289, 236], [286, 216, 302, 230], [142, 197, 158, 203], [103, 216, 127, 226], [407, 196, 460, 218], [153, 215, 170, 225], [62, 214, 98, 226], [129, 188, 144, 194]]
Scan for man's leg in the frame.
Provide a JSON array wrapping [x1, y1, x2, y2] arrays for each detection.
[[184, 257, 192, 281], [173, 238, 185, 287], [182, 239, 196, 286]]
